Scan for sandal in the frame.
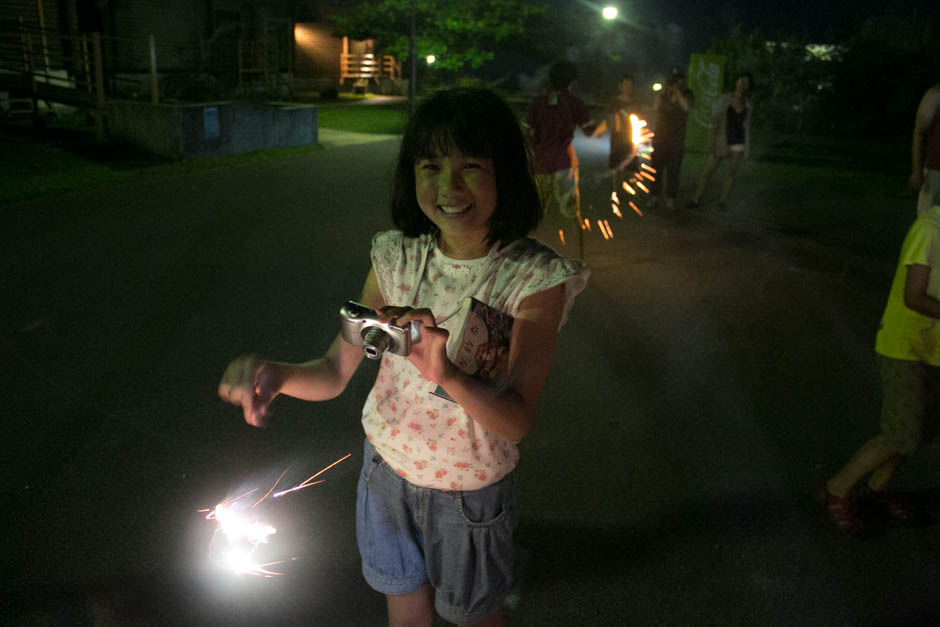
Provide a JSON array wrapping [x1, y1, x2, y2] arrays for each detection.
[[819, 489, 865, 536], [864, 489, 918, 522]]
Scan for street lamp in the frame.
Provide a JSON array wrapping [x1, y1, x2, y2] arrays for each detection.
[[602, 6, 618, 20], [426, 54, 436, 65]]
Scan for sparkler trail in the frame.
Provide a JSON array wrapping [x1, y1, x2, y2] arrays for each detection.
[[274, 453, 352, 498], [201, 453, 351, 577]]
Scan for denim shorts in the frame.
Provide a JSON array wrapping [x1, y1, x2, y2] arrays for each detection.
[[356, 438, 516, 624]]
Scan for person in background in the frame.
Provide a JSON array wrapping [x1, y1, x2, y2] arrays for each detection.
[[524, 60, 598, 222], [649, 66, 693, 211], [591, 74, 643, 201], [688, 72, 753, 210], [911, 81, 940, 215], [820, 204, 940, 537]]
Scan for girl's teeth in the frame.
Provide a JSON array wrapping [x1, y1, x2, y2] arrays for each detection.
[[440, 204, 470, 215]]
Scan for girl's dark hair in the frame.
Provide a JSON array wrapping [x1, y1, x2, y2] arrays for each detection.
[[391, 87, 542, 246]]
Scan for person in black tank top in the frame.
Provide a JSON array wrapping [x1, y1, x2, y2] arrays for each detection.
[[689, 73, 753, 210]]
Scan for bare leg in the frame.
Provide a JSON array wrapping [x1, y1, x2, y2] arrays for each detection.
[[867, 454, 905, 492], [718, 151, 744, 203], [826, 435, 900, 498], [387, 584, 434, 627], [694, 154, 722, 203]]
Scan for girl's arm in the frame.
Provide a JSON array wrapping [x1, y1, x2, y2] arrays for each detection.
[[903, 263, 940, 319], [391, 284, 565, 442], [218, 268, 386, 426]]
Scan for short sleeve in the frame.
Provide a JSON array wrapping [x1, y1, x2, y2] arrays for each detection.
[[900, 219, 939, 269], [572, 95, 590, 126], [517, 254, 589, 329]]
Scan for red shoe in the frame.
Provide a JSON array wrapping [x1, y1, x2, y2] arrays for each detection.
[[818, 488, 865, 536], [866, 489, 914, 520]]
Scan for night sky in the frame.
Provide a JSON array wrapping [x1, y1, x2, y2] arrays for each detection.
[[566, 0, 937, 56]]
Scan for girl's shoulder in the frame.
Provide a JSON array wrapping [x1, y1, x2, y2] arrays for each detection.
[[371, 230, 433, 256], [499, 237, 588, 281]]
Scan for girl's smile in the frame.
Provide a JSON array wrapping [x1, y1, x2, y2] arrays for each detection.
[[414, 148, 498, 259]]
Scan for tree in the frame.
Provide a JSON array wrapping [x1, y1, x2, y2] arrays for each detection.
[[331, 0, 546, 74], [822, 14, 940, 138], [707, 26, 835, 133]]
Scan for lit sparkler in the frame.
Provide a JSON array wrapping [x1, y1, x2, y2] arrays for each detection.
[[200, 453, 351, 577]]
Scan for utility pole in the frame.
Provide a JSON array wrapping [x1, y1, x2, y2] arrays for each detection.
[[409, 0, 416, 113]]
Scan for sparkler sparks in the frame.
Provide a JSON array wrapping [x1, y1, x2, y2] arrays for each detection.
[[201, 453, 351, 577]]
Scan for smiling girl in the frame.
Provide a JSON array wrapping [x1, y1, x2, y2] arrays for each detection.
[[218, 88, 589, 626]]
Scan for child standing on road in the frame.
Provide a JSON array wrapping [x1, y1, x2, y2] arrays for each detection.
[[821, 204, 940, 536], [218, 88, 589, 626]]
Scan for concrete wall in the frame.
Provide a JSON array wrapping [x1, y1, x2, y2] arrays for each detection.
[[106, 100, 317, 159]]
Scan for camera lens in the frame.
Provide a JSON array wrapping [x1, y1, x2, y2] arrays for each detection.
[[361, 326, 390, 360]]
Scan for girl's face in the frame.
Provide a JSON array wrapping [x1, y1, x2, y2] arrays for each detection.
[[414, 146, 498, 259]]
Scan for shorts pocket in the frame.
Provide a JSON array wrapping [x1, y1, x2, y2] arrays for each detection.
[[360, 439, 385, 484], [455, 474, 514, 527]]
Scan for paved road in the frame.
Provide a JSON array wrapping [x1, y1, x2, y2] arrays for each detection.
[[2, 129, 939, 626]]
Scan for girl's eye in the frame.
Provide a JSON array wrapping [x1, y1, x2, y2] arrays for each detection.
[[419, 162, 439, 171]]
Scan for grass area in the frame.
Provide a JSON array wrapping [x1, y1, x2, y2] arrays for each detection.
[[0, 113, 323, 206], [315, 103, 407, 134], [0, 98, 408, 206]]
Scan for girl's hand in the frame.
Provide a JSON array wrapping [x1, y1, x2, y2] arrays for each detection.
[[378, 306, 455, 385], [217, 355, 282, 428]]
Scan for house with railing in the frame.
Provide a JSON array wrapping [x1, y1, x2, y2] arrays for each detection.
[[1, 0, 402, 123]]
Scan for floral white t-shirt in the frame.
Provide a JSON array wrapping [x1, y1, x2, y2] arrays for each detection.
[[362, 230, 589, 491]]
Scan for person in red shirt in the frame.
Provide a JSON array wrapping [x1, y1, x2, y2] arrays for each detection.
[[525, 61, 598, 221]]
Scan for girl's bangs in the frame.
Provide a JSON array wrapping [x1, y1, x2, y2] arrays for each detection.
[[411, 111, 495, 161]]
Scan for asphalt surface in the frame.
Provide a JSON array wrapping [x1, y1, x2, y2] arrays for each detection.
[[2, 127, 939, 626]]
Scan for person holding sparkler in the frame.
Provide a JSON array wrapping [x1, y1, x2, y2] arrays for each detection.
[[218, 87, 589, 626], [819, 204, 940, 537], [911, 81, 940, 215], [524, 60, 598, 220], [688, 72, 753, 211], [649, 66, 694, 212], [591, 74, 645, 202]]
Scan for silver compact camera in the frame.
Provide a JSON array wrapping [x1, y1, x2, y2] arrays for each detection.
[[340, 301, 417, 359]]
